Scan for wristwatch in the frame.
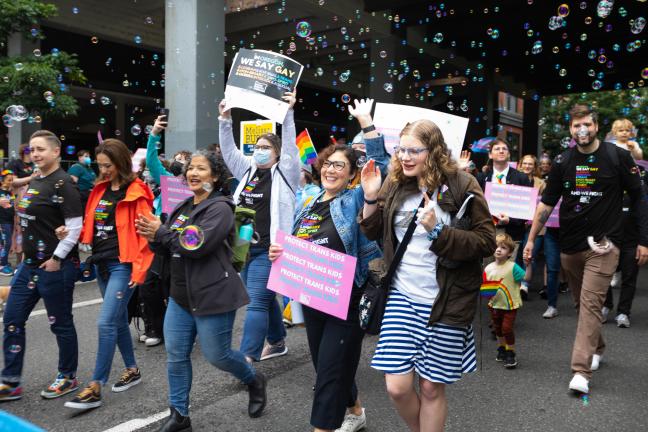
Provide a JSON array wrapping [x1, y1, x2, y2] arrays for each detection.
[[52, 254, 62, 262], [362, 124, 376, 134]]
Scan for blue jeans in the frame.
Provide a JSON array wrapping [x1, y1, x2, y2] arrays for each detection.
[[91, 261, 137, 384], [164, 298, 255, 416], [239, 247, 286, 360], [2, 260, 78, 383], [0, 223, 13, 266], [517, 229, 561, 307]]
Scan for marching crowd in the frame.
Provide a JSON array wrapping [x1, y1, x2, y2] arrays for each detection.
[[0, 92, 646, 432]]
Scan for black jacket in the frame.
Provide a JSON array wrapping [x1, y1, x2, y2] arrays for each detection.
[[477, 166, 533, 241], [151, 192, 249, 316]]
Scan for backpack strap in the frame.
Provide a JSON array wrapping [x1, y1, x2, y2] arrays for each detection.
[[275, 166, 295, 196]]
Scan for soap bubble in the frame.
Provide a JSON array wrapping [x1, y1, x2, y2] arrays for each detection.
[[433, 32, 443, 43], [48, 316, 56, 325], [549, 16, 564, 30], [83, 269, 91, 278], [592, 80, 603, 90], [316, 67, 324, 76], [179, 225, 205, 250], [27, 281, 36, 289], [7, 105, 29, 121], [558, 4, 570, 17], [72, 7, 79, 14], [631, 17, 646, 34], [9, 345, 21, 354], [341, 94, 351, 103], [134, 35, 143, 44], [98, 231, 109, 240], [296, 21, 312, 38], [574, 204, 583, 212], [532, 40, 543, 54], [339, 70, 351, 82], [202, 182, 213, 192], [33, 49, 41, 57], [131, 124, 142, 136], [65, 145, 76, 155], [145, 16, 154, 24], [7, 325, 15, 332], [642, 68, 648, 79], [2, 115, 13, 128], [100, 96, 111, 105], [383, 83, 393, 92], [596, 0, 613, 19], [116, 291, 124, 299], [37, 240, 46, 252], [356, 155, 367, 168], [379, 50, 387, 58], [91, 36, 99, 44], [14, 63, 24, 71]]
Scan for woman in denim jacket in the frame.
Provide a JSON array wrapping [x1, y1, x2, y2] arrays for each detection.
[[269, 99, 389, 432]]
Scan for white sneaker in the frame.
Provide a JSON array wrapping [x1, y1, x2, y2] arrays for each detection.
[[569, 374, 589, 394], [145, 337, 163, 347], [591, 354, 602, 371], [138, 334, 148, 343], [542, 306, 558, 319], [601, 306, 610, 323], [610, 271, 621, 288], [335, 408, 366, 432], [615, 313, 630, 328]]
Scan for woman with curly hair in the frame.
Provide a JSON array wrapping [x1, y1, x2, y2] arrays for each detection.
[[359, 120, 496, 432]]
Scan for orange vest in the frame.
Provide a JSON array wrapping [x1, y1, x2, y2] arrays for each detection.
[[81, 178, 154, 284]]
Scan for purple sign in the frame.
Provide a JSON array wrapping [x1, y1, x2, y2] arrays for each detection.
[[160, 176, 193, 214], [484, 182, 538, 220], [544, 198, 561, 228]]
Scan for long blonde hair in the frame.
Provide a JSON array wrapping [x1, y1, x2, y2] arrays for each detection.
[[390, 119, 458, 191]]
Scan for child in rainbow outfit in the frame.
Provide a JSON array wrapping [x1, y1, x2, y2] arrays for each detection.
[[482, 234, 525, 368]]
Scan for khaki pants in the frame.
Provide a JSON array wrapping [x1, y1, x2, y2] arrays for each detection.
[[561, 246, 620, 379]]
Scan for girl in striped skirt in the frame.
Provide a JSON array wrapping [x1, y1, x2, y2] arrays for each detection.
[[359, 120, 496, 432]]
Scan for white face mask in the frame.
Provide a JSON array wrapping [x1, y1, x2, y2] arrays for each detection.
[[253, 149, 272, 165]]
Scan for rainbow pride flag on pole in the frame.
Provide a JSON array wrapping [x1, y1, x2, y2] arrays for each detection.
[[296, 129, 318, 165]]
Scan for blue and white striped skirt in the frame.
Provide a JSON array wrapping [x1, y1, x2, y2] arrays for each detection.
[[371, 290, 477, 384]]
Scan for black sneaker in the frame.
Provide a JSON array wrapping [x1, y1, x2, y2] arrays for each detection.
[[65, 383, 102, 410], [112, 368, 142, 392], [158, 406, 192, 432], [559, 282, 569, 293], [495, 346, 506, 362], [247, 372, 267, 418], [504, 350, 518, 369], [539, 287, 548, 300]]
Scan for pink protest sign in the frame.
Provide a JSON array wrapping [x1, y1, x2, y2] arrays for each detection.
[[267, 230, 357, 320], [484, 182, 538, 220], [160, 176, 193, 214], [544, 197, 561, 228]]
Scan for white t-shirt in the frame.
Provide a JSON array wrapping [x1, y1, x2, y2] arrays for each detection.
[[392, 191, 451, 305]]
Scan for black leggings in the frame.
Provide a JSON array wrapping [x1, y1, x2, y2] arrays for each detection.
[[303, 304, 364, 430], [139, 266, 167, 336]]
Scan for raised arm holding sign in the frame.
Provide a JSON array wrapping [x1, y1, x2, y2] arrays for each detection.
[[224, 49, 304, 124]]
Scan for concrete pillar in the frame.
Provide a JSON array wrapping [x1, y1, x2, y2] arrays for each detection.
[[7, 33, 39, 157], [165, 0, 224, 154]]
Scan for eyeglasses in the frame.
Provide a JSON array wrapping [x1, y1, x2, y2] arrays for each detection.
[[255, 145, 274, 151], [321, 160, 347, 171], [393, 146, 428, 157]]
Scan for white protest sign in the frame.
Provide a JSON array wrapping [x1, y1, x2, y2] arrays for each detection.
[[373, 103, 469, 159]]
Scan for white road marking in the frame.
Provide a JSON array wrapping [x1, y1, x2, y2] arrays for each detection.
[[0, 298, 103, 322], [101, 409, 170, 432]]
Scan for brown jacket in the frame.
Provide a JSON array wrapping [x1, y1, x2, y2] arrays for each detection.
[[359, 170, 496, 327]]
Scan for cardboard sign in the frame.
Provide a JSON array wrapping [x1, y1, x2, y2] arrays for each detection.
[[240, 120, 276, 156], [484, 182, 538, 220], [372, 102, 469, 160], [131, 148, 147, 173], [267, 230, 357, 320], [225, 49, 304, 124], [160, 176, 193, 214]]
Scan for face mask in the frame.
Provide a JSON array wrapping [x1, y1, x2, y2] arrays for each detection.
[[83, 156, 91, 165], [253, 149, 272, 165], [169, 160, 184, 176]]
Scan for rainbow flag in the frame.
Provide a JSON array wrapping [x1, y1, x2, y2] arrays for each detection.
[[480, 278, 513, 309], [296, 129, 317, 165]]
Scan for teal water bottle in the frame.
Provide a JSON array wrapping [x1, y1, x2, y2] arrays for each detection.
[[239, 222, 254, 243]]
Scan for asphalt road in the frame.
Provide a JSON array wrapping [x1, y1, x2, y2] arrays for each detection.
[[1, 268, 647, 432]]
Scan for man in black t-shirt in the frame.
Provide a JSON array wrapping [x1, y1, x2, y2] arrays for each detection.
[[524, 104, 648, 395], [1, 130, 83, 403]]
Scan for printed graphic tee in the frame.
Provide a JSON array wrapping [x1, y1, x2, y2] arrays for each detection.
[[92, 185, 127, 258], [17, 168, 83, 264], [542, 142, 641, 253], [293, 198, 345, 254], [0, 188, 15, 224], [169, 200, 195, 310], [239, 168, 271, 249]]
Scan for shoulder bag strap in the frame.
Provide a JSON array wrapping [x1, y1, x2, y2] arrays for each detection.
[[382, 196, 427, 288]]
